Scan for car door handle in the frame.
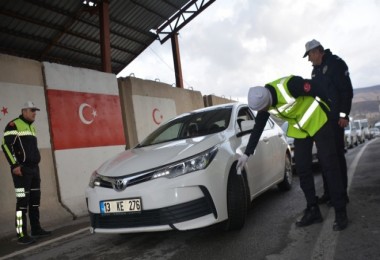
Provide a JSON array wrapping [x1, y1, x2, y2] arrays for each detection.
[[263, 136, 269, 142], [278, 133, 283, 137]]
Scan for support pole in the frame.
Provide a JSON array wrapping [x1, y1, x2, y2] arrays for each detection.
[[171, 33, 184, 88], [99, 0, 112, 73]]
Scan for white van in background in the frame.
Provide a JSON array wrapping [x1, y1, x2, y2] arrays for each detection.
[[359, 119, 371, 140], [345, 119, 358, 148], [353, 119, 365, 144]]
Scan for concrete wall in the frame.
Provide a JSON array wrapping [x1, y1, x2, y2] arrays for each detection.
[[43, 62, 126, 217], [203, 94, 237, 107], [118, 76, 205, 148]]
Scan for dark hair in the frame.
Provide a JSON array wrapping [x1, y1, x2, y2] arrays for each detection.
[[315, 45, 324, 53]]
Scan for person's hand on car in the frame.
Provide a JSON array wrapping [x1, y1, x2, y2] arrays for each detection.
[[236, 154, 249, 172]]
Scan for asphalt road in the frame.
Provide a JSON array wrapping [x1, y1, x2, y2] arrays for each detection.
[[1, 138, 379, 260]]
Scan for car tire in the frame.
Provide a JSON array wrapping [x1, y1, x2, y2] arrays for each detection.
[[242, 170, 251, 210], [223, 169, 248, 231], [278, 154, 293, 191]]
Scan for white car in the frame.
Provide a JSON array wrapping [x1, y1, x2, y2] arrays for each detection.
[[86, 103, 292, 234], [369, 127, 380, 138], [353, 120, 365, 144], [345, 121, 358, 148]]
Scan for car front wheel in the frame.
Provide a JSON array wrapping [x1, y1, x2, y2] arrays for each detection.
[[223, 169, 248, 231]]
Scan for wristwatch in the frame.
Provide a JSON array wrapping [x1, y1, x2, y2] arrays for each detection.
[[339, 112, 348, 119]]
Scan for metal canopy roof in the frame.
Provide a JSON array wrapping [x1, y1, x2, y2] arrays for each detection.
[[0, 0, 215, 75]]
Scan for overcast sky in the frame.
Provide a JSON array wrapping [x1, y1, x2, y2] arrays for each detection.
[[118, 0, 380, 102]]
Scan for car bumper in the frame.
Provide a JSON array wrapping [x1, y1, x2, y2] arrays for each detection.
[[85, 162, 229, 233], [88, 192, 216, 233]]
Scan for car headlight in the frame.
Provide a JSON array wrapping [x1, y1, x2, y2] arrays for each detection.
[[89, 171, 101, 188], [152, 146, 218, 179]]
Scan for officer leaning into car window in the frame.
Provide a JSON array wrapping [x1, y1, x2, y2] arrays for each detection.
[[1, 101, 52, 245], [236, 75, 348, 231], [303, 39, 353, 206]]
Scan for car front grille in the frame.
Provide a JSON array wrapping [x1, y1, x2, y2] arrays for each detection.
[[90, 189, 216, 229], [98, 171, 155, 190]]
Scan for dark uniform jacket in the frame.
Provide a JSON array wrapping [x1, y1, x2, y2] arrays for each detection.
[[2, 115, 41, 169], [311, 49, 353, 120]]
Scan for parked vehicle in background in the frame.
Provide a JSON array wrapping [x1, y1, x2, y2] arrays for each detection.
[[359, 119, 371, 140], [86, 103, 293, 234], [353, 119, 365, 144], [344, 120, 358, 149], [374, 121, 380, 130], [281, 121, 318, 169], [369, 127, 380, 138]]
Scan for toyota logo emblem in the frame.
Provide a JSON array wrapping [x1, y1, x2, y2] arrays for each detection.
[[114, 179, 127, 191]]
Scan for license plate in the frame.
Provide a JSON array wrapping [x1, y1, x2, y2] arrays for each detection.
[[100, 198, 141, 214]]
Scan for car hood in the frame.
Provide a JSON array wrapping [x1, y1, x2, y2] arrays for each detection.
[[97, 133, 227, 177]]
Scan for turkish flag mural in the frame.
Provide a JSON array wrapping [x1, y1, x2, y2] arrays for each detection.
[[47, 89, 125, 150], [132, 95, 177, 142]]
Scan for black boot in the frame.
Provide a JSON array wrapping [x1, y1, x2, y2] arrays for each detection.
[[333, 209, 348, 231], [296, 205, 323, 227], [17, 235, 36, 245]]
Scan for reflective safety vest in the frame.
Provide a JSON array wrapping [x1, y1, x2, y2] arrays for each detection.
[[267, 76, 329, 138], [2, 117, 40, 166]]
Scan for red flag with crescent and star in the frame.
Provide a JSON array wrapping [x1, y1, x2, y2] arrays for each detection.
[[47, 89, 125, 150]]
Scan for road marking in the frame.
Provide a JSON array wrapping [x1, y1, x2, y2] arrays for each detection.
[[0, 227, 89, 260], [310, 140, 373, 260], [265, 140, 375, 260]]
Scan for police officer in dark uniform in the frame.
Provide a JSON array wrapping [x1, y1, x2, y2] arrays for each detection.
[[303, 39, 353, 205], [236, 75, 348, 231], [2, 101, 52, 245]]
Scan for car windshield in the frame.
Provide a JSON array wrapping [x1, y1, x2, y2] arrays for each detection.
[[137, 106, 232, 147]]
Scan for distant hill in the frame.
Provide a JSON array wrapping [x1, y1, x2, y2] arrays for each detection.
[[353, 85, 380, 103], [351, 85, 380, 126]]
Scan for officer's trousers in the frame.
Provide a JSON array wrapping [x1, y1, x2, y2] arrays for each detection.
[[11, 165, 41, 238], [294, 121, 346, 211], [321, 123, 348, 197]]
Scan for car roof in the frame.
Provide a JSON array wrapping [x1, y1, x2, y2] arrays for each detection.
[[188, 102, 246, 114], [162, 102, 247, 126]]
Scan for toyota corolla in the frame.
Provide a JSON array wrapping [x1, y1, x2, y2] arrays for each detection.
[[85, 102, 293, 234]]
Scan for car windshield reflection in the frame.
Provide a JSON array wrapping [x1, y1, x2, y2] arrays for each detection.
[[137, 107, 232, 147]]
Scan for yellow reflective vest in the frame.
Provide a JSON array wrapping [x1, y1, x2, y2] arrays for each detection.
[[267, 76, 329, 138], [2, 117, 40, 167]]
